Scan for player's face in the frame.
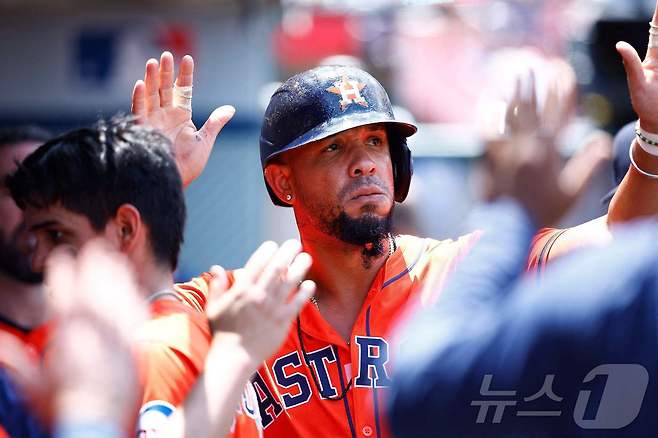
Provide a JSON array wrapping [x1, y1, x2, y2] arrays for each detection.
[[285, 124, 395, 244], [0, 142, 42, 283], [23, 205, 112, 274]]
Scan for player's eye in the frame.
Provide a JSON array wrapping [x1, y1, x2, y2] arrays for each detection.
[[45, 229, 63, 244], [366, 136, 383, 147], [324, 143, 339, 152]]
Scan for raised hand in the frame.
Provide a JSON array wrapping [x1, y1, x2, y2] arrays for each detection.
[[131, 51, 235, 187], [46, 241, 147, 428], [485, 68, 610, 226], [205, 240, 315, 367], [616, 3, 658, 133]]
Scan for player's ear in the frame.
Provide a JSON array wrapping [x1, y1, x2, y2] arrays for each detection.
[[265, 163, 294, 205], [111, 204, 142, 254]]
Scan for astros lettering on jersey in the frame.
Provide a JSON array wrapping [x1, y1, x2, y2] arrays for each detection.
[[221, 233, 477, 438]]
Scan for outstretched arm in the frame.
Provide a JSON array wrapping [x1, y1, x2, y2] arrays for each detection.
[[609, 2, 658, 223], [164, 240, 315, 438], [131, 51, 235, 187]]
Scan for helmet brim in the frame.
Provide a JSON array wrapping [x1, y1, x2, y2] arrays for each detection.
[[262, 112, 417, 166]]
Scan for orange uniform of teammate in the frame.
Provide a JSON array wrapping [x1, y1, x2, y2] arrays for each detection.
[[0, 318, 50, 364], [228, 234, 477, 438], [526, 216, 610, 273], [135, 274, 262, 438]]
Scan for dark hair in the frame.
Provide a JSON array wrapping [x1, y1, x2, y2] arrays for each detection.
[[7, 116, 185, 270], [0, 125, 52, 148]]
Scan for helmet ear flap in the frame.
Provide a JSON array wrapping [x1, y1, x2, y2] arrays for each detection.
[[389, 131, 413, 203]]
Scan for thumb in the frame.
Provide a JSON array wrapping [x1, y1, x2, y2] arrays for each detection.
[[616, 41, 644, 94], [198, 105, 235, 146], [209, 264, 230, 297]]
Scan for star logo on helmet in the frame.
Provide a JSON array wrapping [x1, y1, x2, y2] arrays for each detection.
[[326, 76, 368, 111]]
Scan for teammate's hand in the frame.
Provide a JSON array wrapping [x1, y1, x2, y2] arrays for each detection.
[[617, 2, 658, 133], [205, 240, 315, 367], [131, 51, 235, 187], [484, 69, 610, 227], [45, 241, 146, 429]]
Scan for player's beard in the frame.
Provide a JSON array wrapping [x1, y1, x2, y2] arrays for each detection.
[[330, 210, 393, 258], [301, 177, 394, 260], [0, 224, 42, 284], [310, 202, 394, 259]]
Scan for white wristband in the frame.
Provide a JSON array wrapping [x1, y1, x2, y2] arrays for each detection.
[[635, 137, 658, 156], [634, 120, 658, 156], [629, 141, 658, 179]]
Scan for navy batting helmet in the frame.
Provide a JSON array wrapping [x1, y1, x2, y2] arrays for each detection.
[[259, 65, 417, 207]]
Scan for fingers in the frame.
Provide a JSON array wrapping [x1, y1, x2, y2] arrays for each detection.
[[131, 80, 147, 121], [285, 252, 312, 289], [159, 51, 175, 108], [175, 55, 194, 88], [144, 58, 160, 113], [76, 240, 145, 332], [209, 264, 230, 297], [198, 105, 235, 145], [284, 280, 316, 320], [44, 246, 77, 316], [257, 239, 302, 294], [559, 131, 612, 201], [242, 241, 279, 284], [651, 5, 658, 60], [617, 42, 644, 93], [265, 243, 312, 303]]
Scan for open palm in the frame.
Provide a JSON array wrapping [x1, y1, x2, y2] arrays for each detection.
[[131, 52, 235, 187]]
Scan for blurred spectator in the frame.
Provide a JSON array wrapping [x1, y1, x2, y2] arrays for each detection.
[[0, 125, 52, 438]]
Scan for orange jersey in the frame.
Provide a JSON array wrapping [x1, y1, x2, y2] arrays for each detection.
[[236, 234, 477, 438], [526, 227, 565, 273], [527, 216, 611, 273], [0, 316, 51, 381], [135, 278, 262, 438], [0, 316, 51, 437]]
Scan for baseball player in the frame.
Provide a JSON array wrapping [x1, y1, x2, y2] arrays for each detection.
[[6, 118, 263, 437], [132, 57, 480, 437]]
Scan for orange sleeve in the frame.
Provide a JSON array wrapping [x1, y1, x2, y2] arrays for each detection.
[[137, 340, 204, 407], [134, 305, 211, 435], [173, 272, 215, 312], [526, 228, 564, 273]]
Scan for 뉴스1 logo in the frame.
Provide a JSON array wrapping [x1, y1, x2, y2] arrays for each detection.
[[327, 76, 368, 111]]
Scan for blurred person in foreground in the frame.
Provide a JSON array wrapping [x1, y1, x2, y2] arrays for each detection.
[[388, 69, 658, 436], [527, 1, 658, 268], [0, 125, 52, 438], [6, 117, 313, 437], [3, 237, 313, 438]]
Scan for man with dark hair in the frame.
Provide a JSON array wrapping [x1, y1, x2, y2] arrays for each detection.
[[0, 125, 51, 320], [6, 116, 264, 437], [9, 117, 185, 273], [0, 124, 51, 438]]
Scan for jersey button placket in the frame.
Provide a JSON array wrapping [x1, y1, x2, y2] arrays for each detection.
[[362, 425, 373, 436]]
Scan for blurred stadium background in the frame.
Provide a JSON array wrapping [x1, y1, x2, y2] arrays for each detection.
[[0, 0, 652, 279]]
